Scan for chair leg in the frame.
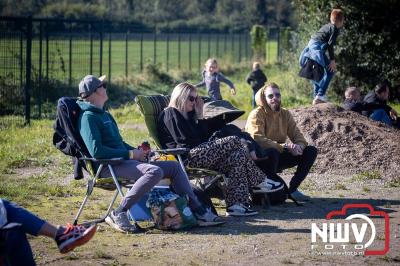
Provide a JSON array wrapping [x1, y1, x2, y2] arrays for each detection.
[[73, 164, 118, 226], [73, 165, 105, 225], [79, 190, 119, 227]]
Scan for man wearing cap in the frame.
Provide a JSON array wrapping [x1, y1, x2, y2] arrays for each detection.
[[245, 82, 318, 201], [77, 75, 223, 232]]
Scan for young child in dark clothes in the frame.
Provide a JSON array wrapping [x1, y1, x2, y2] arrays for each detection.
[[246, 62, 267, 108], [195, 58, 236, 101], [299, 9, 344, 105]]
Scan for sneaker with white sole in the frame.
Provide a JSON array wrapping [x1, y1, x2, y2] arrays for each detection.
[[105, 210, 140, 233], [253, 178, 284, 193], [56, 223, 97, 254], [225, 203, 258, 217], [194, 207, 225, 226]]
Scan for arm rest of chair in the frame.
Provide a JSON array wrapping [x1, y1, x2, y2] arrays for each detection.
[[155, 148, 189, 155], [79, 157, 125, 165]]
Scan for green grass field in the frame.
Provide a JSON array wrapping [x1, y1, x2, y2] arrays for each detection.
[[1, 36, 278, 85]]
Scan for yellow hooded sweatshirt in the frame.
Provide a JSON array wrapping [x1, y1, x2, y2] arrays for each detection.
[[245, 88, 307, 153]]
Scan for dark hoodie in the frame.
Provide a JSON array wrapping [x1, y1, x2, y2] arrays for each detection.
[[362, 91, 392, 117]]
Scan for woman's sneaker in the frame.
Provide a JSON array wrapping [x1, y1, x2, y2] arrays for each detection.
[[253, 178, 284, 193], [56, 223, 97, 254], [194, 207, 225, 226], [105, 210, 141, 233], [225, 203, 258, 217]]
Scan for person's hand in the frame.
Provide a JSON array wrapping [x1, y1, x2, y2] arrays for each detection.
[[390, 109, 398, 120], [328, 60, 337, 72], [194, 97, 204, 118], [287, 143, 303, 156], [230, 88, 236, 95], [131, 149, 146, 161]]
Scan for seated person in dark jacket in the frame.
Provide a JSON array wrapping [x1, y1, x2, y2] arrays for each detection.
[[363, 82, 399, 128], [341, 86, 368, 113]]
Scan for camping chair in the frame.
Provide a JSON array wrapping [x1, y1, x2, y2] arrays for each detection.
[[53, 97, 143, 230], [135, 94, 225, 197]]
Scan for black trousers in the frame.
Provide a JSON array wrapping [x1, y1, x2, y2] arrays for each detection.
[[256, 146, 318, 193]]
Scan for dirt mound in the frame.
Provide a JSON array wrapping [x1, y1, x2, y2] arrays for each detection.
[[290, 103, 400, 181]]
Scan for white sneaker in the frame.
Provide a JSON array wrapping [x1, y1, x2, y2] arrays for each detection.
[[225, 203, 258, 217], [316, 95, 328, 102], [105, 210, 139, 233], [253, 178, 284, 193], [195, 208, 225, 226]]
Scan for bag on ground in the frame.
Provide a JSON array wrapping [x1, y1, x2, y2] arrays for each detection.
[[146, 186, 197, 230]]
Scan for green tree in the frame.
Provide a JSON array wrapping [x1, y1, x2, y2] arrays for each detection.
[[250, 24, 267, 61]]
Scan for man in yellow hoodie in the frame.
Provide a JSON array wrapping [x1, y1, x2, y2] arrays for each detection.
[[245, 82, 318, 201]]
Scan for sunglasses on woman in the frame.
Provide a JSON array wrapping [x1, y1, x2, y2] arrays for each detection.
[[188, 95, 197, 102]]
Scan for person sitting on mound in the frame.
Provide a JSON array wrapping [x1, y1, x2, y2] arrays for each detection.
[[362, 82, 399, 128]]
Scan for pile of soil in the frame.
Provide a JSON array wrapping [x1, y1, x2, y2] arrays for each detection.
[[290, 103, 400, 181]]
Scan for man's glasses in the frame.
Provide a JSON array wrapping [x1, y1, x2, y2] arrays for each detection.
[[188, 95, 197, 102], [97, 83, 106, 89], [266, 93, 281, 99]]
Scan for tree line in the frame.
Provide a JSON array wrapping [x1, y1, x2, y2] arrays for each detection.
[[0, 0, 294, 32]]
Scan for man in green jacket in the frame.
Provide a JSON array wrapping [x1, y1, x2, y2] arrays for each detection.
[[245, 82, 318, 201], [77, 75, 221, 232]]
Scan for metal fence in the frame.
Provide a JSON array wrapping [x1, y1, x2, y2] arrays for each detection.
[[0, 16, 282, 127]]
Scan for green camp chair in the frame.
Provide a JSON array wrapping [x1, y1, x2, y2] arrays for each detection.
[[135, 94, 225, 195]]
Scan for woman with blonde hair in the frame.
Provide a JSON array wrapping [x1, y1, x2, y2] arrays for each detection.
[[158, 82, 283, 217]]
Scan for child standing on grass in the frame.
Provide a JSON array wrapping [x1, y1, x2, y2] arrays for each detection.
[[246, 62, 267, 108], [299, 8, 344, 105], [195, 58, 236, 101]]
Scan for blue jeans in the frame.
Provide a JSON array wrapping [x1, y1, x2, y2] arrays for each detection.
[[0, 199, 46, 266], [1, 200, 45, 236], [370, 109, 392, 126], [313, 68, 334, 97], [252, 90, 257, 109]]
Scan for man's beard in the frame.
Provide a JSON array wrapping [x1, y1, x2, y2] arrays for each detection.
[[268, 101, 281, 112]]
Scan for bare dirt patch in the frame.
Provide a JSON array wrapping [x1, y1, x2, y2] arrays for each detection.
[[30, 172, 400, 266]]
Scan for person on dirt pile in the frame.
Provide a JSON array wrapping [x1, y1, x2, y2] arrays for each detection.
[[76, 75, 223, 233], [299, 8, 344, 105], [362, 82, 399, 129], [245, 82, 318, 202], [0, 198, 97, 265]]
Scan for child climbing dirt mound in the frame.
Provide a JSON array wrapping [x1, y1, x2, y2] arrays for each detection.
[[290, 103, 400, 180]]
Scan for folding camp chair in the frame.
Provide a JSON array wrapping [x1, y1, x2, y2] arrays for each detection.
[[53, 97, 143, 230], [135, 94, 225, 197]]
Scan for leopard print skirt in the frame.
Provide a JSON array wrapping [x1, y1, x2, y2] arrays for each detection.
[[185, 136, 266, 207]]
